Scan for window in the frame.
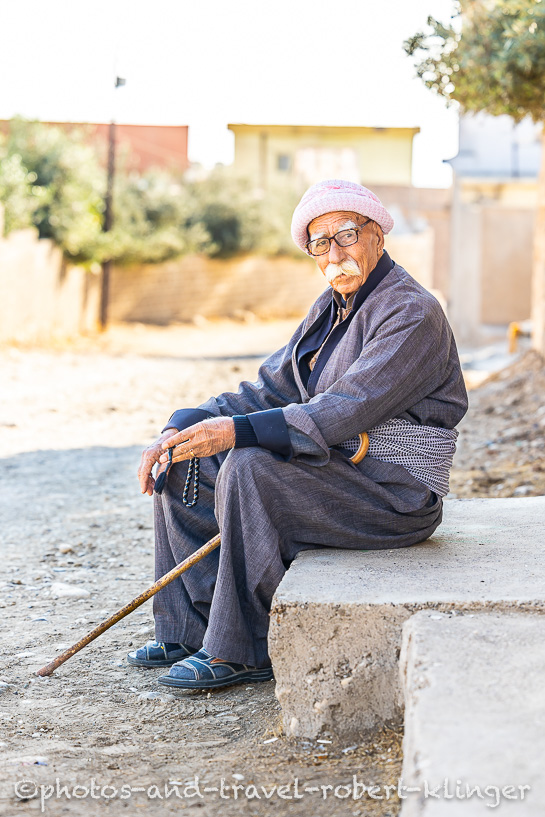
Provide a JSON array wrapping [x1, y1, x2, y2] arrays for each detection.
[[277, 154, 291, 172]]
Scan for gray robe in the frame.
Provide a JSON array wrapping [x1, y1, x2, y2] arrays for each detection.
[[153, 261, 468, 667]]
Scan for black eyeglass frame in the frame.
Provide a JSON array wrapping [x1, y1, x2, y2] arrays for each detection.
[[306, 218, 372, 256]]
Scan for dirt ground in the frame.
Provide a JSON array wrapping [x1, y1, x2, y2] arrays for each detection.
[[0, 320, 404, 817]]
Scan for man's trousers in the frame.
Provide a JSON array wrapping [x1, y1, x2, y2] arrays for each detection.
[[153, 447, 443, 668]]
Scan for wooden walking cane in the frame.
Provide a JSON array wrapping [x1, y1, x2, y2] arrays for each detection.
[[36, 533, 221, 677]]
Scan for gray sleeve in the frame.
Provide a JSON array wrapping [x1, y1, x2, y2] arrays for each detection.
[[283, 302, 454, 466], [287, 425, 326, 458]]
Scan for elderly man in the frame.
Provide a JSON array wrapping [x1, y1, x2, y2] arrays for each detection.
[[129, 179, 468, 690]]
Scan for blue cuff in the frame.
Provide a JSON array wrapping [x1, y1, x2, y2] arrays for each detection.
[[162, 408, 214, 434], [247, 407, 292, 459], [233, 415, 259, 447]]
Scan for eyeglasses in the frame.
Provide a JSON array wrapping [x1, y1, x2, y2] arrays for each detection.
[[306, 218, 372, 256]]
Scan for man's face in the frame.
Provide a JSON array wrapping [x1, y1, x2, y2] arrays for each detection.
[[307, 210, 384, 296]]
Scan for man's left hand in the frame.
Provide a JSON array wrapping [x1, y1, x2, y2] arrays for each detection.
[[159, 417, 236, 464]]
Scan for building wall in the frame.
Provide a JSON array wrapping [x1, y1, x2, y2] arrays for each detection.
[[385, 229, 438, 303], [373, 185, 452, 298], [0, 226, 100, 344], [0, 120, 189, 173], [448, 178, 536, 344], [228, 124, 418, 189], [448, 112, 542, 178], [79, 123, 190, 172], [481, 206, 534, 324]]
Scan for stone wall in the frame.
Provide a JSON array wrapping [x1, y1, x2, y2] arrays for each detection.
[[109, 254, 327, 324]]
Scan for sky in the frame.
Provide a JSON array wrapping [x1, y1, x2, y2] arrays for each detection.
[[1, 0, 460, 187]]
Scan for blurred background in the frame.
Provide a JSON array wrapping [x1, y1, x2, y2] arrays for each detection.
[[1, 0, 538, 351]]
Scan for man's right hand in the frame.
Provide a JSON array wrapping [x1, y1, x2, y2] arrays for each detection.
[[138, 428, 179, 496]]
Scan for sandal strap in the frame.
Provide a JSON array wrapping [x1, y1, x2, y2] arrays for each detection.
[[144, 640, 194, 660], [172, 649, 251, 681]]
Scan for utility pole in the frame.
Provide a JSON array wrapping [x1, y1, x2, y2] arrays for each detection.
[[100, 76, 126, 331]]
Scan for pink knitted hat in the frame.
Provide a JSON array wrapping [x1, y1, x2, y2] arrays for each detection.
[[291, 179, 394, 252]]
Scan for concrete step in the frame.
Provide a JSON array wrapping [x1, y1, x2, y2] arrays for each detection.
[[399, 610, 545, 815], [268, 496, 545, 740]]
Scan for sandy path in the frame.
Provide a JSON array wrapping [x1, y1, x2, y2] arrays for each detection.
[[0, 321, 402, 817]]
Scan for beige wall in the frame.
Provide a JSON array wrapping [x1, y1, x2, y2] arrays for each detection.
[[373, 185, 452, 299], [385, 228, 436, 295], [481, 206, 534, 324], [109, 255, 327, 324], [449, 178, 536, 344], [0, 227, 100, 344]]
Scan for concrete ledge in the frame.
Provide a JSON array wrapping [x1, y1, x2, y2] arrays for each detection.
[[268, 497, 545, 740], [399, 610, 545, 815]]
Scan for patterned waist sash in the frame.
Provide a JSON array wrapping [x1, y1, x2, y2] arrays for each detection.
[[335, 417, 459, 497]]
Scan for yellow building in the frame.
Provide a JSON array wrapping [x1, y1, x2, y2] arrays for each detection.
[[227, 123, 419, 189]]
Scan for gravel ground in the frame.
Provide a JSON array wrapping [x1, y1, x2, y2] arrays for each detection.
[[450, 349, 545, 499], [0, 321, 403, 817]]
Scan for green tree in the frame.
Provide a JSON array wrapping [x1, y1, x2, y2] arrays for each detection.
[[2, 118, 105, 261], [405, 0, 545, 354], [0, 151, 40, 233], [104, 170, 211, 264]]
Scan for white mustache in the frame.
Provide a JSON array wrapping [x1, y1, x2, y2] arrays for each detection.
[[324, 259, 361, 284]]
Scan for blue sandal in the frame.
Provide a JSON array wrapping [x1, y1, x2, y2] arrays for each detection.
[[127, 640, 199, 668], [157, 648, 274, 689]]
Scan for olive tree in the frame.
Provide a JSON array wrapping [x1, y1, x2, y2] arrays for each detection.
[[405, 0, 545, 354]]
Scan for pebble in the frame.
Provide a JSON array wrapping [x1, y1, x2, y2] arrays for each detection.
[[50, 582, 90, 599], [0, 682, 14, 693], [513, 484, 533, 496], [263, 737, 278, 744], [232, 773, 244, 781], [58, 544, 74, 554], [15, 651, 35, 659], [9, 755, 48, 766], [138, 691, 164, 701]]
